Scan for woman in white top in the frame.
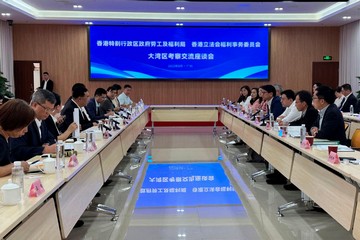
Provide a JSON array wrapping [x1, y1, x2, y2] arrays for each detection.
[[236, 85, 251, 109], [334, 86, 345, 108]]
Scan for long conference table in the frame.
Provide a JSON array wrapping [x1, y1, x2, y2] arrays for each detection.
[[0, 106, 149, 240], [2, 104, 360, 239], [219, 106, 360, 239]]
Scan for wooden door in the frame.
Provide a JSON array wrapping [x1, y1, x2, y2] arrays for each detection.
[[312, 62, 339, 89], [13, 61, 41, 102]]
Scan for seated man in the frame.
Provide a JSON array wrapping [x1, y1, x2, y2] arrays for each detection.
[[101, 85, 121, 114], [339, 83, 358, 113], [260, 84, 284, 119], [87, 88, 114, 121], [45, 92, 78, 141], [111, 84, 122, 110], [291, 90, 319, 132], [118, 84, 133, 108], [311, 85, 346, 145], [60, 83, 96, 132], [10, 90, 57, 161], [277, 89, 302, 125]]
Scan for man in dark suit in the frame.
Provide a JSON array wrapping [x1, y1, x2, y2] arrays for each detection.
[[60, 83, 96, 132], [339, 83, 358, 113], [260, 84, 284, 119], [311, 85, 346, 145], [39, 72, 54, 92], [10, 89, 57, 161], [291, 90, 319, 132], [100, 85, 121, 114], [87, 88, 114, 121]]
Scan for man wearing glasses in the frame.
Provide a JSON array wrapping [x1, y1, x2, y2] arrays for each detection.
[[311, 85, 346, 145], [10, 89, 57, 161]]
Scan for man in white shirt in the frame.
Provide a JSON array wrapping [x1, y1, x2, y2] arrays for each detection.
[[277, 89, 301, 125], [118, 84, 133, 108]]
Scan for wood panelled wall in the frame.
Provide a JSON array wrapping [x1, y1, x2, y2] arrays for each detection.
[[13, 25, 339, 104]]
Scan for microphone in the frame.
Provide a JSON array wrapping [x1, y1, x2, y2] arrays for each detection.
[[103, 124, 111, 131]]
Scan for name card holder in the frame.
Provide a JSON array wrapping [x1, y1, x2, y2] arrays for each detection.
[[29, 179, 45, 197], [328, 151, 340, 164], [68, 154, 79, 167]]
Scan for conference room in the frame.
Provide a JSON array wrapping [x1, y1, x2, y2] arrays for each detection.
[[0, 0, 360, 239]]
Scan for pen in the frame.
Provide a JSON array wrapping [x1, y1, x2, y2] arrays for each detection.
[[30, 160, 40, 165]]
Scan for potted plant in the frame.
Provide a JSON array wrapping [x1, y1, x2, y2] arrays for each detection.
[[0, 71, 14, 100]]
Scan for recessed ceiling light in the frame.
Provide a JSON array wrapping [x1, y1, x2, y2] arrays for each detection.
[[85, 22, 93, 25], [176, 7, 185, 10], [264, 23, 271, 27], [73, 5, 82, 9], [343, 16, 351, 20], [275, 7, 283, 11], [176, 23, 184, 26], [1, 13, 11, 17]]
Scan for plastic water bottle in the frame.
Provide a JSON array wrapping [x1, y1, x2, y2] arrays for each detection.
[[300, 124, 306, 143], [56, 140, 65, 169], [12, 161, 24, 194], [350, 105, 354, 116], [269, 113, 275, 128]]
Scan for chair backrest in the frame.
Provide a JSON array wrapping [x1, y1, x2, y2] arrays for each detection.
[[351, 128, 360, 148]]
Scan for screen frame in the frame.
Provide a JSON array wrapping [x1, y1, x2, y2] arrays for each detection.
[[87, 25, 271, 82]]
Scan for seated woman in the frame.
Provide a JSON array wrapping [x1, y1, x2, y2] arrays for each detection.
[[237, 85, 251, 109], [45, 92, 78, 141], [248, 88, 260, 113], [258, 87, 268, 115], [0, 99, 35, 177]]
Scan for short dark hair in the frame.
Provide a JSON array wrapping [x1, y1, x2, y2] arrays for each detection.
[[94, 88, 106, 96], [43, 72, 49, 75], [72, 84, 88, 99], [315, 85, 335, 104], [31, 89, 56, 105], [313, 82, 322, 88], [296, 90, 312, 107], [72, 83, 86, 92], [342, 83, 352, 91], [112, 84, 122, 91], [52, 92, 61, 107], [281, 89, 295, 100], [260, 85, 276, 97], [0, 99, 35, 131], [124, 84, 132, 89], [336, 86, 342, 93]]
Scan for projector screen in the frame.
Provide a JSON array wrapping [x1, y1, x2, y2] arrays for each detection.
[[88, 26, 270, 80]]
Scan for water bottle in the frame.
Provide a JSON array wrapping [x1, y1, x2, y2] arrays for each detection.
[[56, 140, 65, 169], [260, 110, 264, 120], [12, 161, 24, 194], [222, 98, 226, 106], [350, 105, 354, 116], [269, 113, 275, 128], [300, 124, 306, 143]]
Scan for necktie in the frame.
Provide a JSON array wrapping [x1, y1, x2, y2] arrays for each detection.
[[339, 97, 346, 110]]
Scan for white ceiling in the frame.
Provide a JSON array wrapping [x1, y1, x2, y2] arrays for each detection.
[[0, 0, 359, 26]]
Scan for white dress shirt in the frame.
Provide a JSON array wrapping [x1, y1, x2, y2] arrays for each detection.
[[118, 92, 133, 105], [334, 95, 345, 108], [35, 118, 42, 138], [280, 101, 302, 123], [240, 96, 251, 109]]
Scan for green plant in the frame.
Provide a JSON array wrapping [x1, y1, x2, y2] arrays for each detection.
[[0, 71, 14, 98]]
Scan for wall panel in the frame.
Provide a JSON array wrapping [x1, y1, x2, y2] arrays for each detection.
[[13, 25, 339, 104]]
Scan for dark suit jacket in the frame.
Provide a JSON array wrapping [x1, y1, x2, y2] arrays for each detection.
[[87, 98, 106, 121], [10, 120, 56, 161], [44, 115, 60, 139], [340, 93, 358, 113], [100, 97, 115, 114], [312, 103, 346, 145], [60, 99, 93, 132], [40, 79, 54, 92], [291, 106, 318, 133], [270, 96, 284, 119]]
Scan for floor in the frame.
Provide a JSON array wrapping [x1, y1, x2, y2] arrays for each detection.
[[68, 127, 354, 240]]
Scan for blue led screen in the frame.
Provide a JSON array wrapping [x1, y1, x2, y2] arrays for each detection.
[[89, 26, 269, 80]]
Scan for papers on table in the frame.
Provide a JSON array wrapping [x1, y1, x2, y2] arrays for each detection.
[[313, 145, 354, 152], [288, 126, 301, 138]]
